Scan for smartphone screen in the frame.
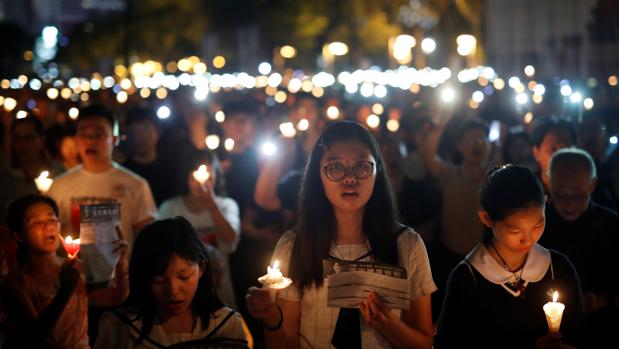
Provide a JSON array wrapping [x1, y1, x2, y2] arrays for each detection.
[[489, 120, 501, 143]]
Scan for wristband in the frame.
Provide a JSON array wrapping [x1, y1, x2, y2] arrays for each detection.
[[261, 306, 283, 331]]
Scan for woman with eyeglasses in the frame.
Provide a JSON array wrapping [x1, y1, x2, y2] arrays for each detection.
[[245, 120, 436, 348]]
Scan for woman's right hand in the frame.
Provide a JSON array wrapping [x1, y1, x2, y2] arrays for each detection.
[[245, 287, 280, 321], [58, 258, 80, 296]]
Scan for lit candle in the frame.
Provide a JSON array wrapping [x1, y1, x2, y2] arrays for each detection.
[[266, 260, 284, 284], [34, 171, 53, 193], [192, 165, 210, 186], [543, 291, 565, 333], [61, 235, 81, 259], [258, 260, 292, 301]]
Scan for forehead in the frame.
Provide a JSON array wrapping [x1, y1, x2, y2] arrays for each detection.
[[499, 204, 545, 226], [164, 253, 198, 272], [25, 202, 55, 219], [322, 140, 373, 160], [225, 112, 254, 123], [551, 167, 592, 190], [77, 117, 113, 131], [542, 129, 572, 146], [461, 127, 487, 139], [13, 122, 38, 134]]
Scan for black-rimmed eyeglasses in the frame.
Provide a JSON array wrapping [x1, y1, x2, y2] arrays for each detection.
[[323, 161, 375, 182]]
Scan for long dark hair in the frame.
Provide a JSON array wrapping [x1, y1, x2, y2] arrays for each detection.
[[480, 165, 545, 244], [7, 195, 59, 266], [291, 120, 400, 293], [123, 217, 223, 343]]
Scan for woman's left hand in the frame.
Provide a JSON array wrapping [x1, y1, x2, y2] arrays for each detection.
[[360, 291, 397, 332]]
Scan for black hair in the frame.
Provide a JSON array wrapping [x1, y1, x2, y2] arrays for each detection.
[[291, 120, 400, 293], [221, 99, 259, 120], [10, 117, 47, 168], [179, 150, 227, 196], [294, 92, 322, 106], [455, 119, 489, 143], [501, 129, 532, 164], [10, 116, 44, 136], [45, 124, 76, 161], [124, 107, 160, 130], [480, 165, 545, 243], [531, 118, 577, 148], [123, 217, 224, 344], [77, 104, 116, 130], [7, 195, 60, 265]]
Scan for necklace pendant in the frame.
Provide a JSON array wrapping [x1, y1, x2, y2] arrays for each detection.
[[506, 278, 526, 296]]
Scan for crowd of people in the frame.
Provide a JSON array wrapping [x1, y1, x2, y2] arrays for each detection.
[[0, 86, 617, 348]]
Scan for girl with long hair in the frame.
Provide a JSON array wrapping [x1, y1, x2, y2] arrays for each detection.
[[95, 216, 252, 348], [246, 120, 436, 348]]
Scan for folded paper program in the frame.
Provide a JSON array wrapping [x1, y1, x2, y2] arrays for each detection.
[[323, 259, 410, 309]]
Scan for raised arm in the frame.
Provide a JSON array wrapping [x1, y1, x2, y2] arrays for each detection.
[[254, 137, 297, 211], [420, 122, 447, 178]]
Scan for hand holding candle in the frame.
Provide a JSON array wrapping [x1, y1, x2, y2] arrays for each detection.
[[60, 235, 81, 259], [543, 291, 565, 333], [192, 165, 210, 188], [34, 171, 53, 193], [258, 260, 292, 301]]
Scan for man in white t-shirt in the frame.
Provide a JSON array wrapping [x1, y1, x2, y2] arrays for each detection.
[[48, 105, 157, 247]]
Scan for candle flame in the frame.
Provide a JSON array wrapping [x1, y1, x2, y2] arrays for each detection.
[[272, 260, 280, 269], [65, 236, 80, 244], [192, 164, 210, 184], [38, 171, 50, 179], [552, 291, 558, 303]]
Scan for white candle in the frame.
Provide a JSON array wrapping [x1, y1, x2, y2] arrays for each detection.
[[34, 171, 53, 193], [192, 165, 210, 185], [266, 260, 284, 284], [258, 260, 292, 301], [543, 291, 565, 333]]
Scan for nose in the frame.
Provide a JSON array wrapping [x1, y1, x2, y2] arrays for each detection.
[[341, 168, 357, 185], [165, 279, 182, 299], [521, 230, 535, 246]]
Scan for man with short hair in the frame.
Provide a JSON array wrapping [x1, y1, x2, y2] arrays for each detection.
[[540, 147, 619, 348], [531, 118, 577, 190], [123, 106, 174, 205], [48, 105, 157, 247], [422, 117, 491, 257]]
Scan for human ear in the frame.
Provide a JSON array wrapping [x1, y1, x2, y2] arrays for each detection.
[[532, 146, 541, 162], [478, 210, 493, 228], [588, 177, 598, 195]]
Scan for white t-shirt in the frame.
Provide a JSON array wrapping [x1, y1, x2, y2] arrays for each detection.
[[273, 229, 437, 349], [158, 195, 240, 307], [48, 163, 157, 246], [158, 196, 241, 254]]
